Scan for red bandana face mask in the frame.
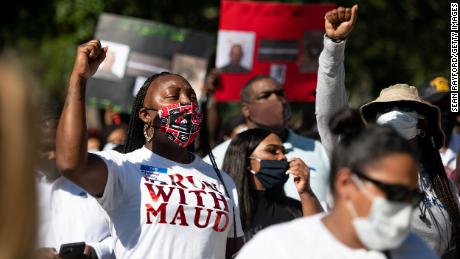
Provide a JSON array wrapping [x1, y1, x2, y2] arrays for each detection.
[[157, 102, 202, 148]]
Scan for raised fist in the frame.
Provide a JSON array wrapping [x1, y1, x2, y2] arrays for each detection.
[[325, 5, 358, 41], [71, 39, 107, 80]]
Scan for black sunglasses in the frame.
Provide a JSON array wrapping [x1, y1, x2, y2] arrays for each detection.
[[353, 170, 424, 207]]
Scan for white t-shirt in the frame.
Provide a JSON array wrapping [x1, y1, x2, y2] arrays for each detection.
[[95, 147, 244, 259], [36, 173, 114, 259], [237, 213, 438, 259]]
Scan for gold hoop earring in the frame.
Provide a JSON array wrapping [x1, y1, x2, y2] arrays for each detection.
[[143, 123, 154, 142]]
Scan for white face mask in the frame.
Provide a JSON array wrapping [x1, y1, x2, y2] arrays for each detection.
[[347, 176, 414, 251], [376, 110, 419, 140], [103, 142, 120, 151]]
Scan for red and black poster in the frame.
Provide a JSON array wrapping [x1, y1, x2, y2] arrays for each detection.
[[215, 1, 336, 102]]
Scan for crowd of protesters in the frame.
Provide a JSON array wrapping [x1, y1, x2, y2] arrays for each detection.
[[1, 4, 460, 259]]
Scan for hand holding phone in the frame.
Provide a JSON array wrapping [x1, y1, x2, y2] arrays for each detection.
[[58, 242, 86, 259]]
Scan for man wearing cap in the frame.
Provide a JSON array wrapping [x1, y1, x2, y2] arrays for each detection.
[[316, 5, 460, 258]]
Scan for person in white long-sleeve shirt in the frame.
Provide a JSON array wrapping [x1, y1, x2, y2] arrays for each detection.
[[315, 4, 460, 258], [35, 102, 114, 259]]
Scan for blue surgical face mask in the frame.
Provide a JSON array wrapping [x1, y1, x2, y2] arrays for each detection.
[[249, 158, 289, 190]]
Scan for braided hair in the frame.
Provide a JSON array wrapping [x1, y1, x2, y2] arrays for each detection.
[[123, 72, 171, 153], [123, 71, 237, 240], [418, 135, 460, 257]]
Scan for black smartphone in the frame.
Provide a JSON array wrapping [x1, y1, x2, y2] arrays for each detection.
[[58, 242, 86, 259]]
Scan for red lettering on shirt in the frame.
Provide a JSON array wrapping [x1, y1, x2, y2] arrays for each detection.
[[201, 180, 221, 193], [142, 173, 235, 232], [189, 190, 207, 207], [169, 174, 189, 189], [170, 205, 189, 226], [194, 207, 213, 228], [144, 183, 174, 203], [176, 187, 188, 205], [185, 175, 201, 188], [145, 203, 167, 224], [209, 191, 229, 212], [213, 210, 230, 232]]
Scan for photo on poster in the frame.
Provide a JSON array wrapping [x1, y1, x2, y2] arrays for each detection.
[[94, 40, 130, 81], [298, 31, 323, 73], [171, 54, 208, 100], [216, 30, 255, 74], [270, 64, 287, 84], [126, 52, 171, 78]]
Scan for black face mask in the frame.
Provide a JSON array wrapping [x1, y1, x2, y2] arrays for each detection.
[[250, 158, 289, 190]]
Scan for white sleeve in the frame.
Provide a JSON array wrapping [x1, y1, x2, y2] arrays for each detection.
[[222, 172, 244, 238], [93, 151, 127, 211], [85, 210, 114, 259], [86, 235, 114, 259], [236, 230, 280, 259], [316, 35, 349, 157]]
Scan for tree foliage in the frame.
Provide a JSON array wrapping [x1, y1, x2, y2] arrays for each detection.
[[0, 0, 451, 105]]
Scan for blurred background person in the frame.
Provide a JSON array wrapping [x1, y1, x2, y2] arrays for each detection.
[[194, 68, 221, 155], [219, 114, 247, 142], [35, 101, 114, 259], [87, 128, 103, 152], [237, 108, 437, 259], [223, 128, 323, 241], [0, 54, 38, 259], [101, 123, 127, 151]]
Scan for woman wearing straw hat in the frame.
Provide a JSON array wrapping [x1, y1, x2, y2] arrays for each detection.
[[315, 4, 460, 259]]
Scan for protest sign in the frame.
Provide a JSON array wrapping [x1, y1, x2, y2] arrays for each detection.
[[87, 13, 213, 112], [215, 1, 335, 102]]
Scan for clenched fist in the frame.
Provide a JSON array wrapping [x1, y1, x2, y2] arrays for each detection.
[[71, 39, 107, 80], [325, 5, 358, 41]]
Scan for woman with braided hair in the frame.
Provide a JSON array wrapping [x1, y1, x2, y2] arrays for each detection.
[[56, 39, 244, 259]]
